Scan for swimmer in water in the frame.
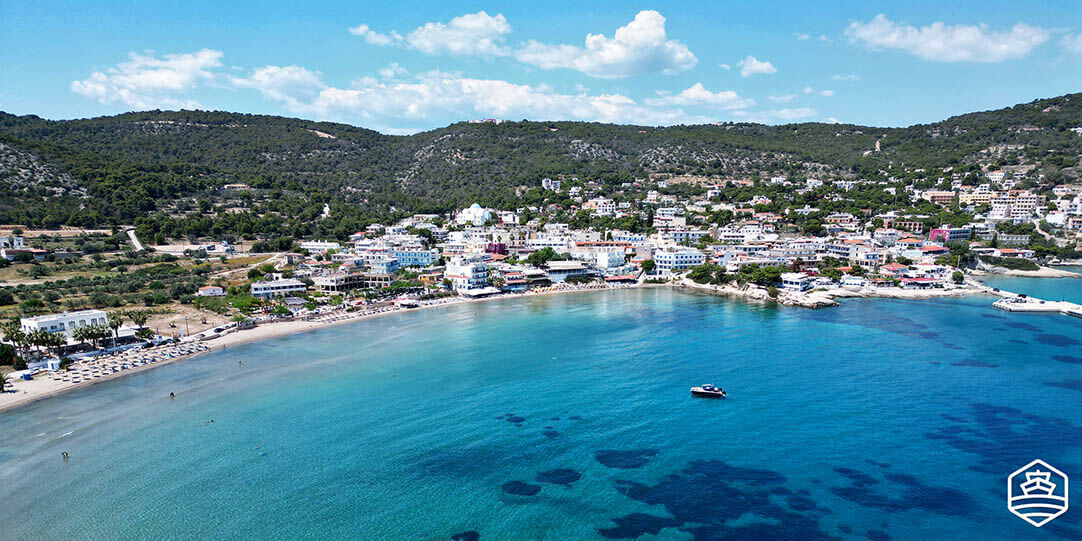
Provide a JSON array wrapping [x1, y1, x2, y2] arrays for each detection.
[[62, 451, 69, 460], [170, 392, 175, 399]]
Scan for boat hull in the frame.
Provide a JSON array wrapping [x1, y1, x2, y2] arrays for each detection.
[[691, 390, 726, 398]]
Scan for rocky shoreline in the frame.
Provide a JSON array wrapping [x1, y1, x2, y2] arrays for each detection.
[[969, 264, 1081, 278], [675, 278, 989, 309]]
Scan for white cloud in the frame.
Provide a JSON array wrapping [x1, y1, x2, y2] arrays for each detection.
[[736, 55, 776, 77], [825, 117, 841, 124], [514, 10, 697, 78], [733, 107, 817, 123], [769, 94, 797, 103], [349, 11, 511, 57], [407, 11, 512, 56], [774, 107, 816, 120], [348, 24, 402, 46], [795, 33, 810, 41], [644, 83, 754, 109], [378, 63, 408, 79], [1062, 33, 1082, 55], [70, 49, 223, 109], [719, 63, 731, 70], [830, 73, 860, 81], [845, 14, 1049, 62], [801, 86, 833, 97], [231, 65, 325, 109], [235, 68, 730, 132]]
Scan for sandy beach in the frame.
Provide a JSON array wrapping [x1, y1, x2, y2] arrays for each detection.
[[0, 283, 631, 413]]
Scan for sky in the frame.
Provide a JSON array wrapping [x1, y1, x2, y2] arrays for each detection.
[[1, 1, 1081, 134]]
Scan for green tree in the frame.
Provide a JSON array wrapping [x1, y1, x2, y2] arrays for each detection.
[[641, 259, 656, 273], [108, 315, 123, 348]]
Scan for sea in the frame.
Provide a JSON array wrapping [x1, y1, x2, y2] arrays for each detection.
[[2, 280, 1081, 540]]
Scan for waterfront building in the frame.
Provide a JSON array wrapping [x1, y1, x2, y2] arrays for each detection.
[[250, 279, 307, 299], [20, 310, 109, 340], [544, 260, 595, 283], [445, 256, 491, 291], [780, 272, 813, 291], [654, 248, 706, 274]]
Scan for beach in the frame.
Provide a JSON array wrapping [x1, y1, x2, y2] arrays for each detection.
[[0, 282, 632, 412]]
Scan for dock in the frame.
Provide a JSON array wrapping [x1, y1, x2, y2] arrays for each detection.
[[992, 294, 1082, 318]]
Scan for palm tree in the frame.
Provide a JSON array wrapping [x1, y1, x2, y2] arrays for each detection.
[[108, 316, 123, 348], [47, 332, 66, 357], [72, 325, 91, 349], [130, 310, 149, 329], [1, 372, 10, 393], [27, 329, 50, 357], [1, 320, 27, 361]]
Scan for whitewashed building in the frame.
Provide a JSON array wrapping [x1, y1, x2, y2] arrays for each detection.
[[20, 310, 109, 340], [653, 248, 706, 274], [250, 279, 307, 299]]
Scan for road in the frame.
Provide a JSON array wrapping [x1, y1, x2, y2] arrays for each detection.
[[126, 229, 145, 251]]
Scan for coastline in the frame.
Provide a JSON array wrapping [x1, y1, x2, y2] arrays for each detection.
[[969, 265, 1081, 279], [0, 284, 631, 413], [675, 277, 993, 308], [0, 267, 1060, 414]]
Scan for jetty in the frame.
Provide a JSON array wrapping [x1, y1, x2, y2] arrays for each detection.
[[992, 293, 1082, 319]]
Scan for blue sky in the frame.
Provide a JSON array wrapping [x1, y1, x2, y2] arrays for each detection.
[[2, 1, 1080, 133]]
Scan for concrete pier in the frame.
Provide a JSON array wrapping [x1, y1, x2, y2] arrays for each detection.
[[992, 293, 1082, 317]]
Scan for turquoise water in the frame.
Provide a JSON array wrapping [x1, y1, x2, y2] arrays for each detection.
[[2, 288, 1081, 540], [978, 266, 1082, 304]]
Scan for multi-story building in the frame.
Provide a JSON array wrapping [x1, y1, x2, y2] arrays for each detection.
[[780, 273, 813, 291], [922, 191, 956, 205], [369, 257, 400, 275], [20, 310, 109, 341], [928, 226, 972, 243], [653, 248, 706, 274], [583, 197, 616, 216], [250, 279, 307, 299], [391, 248, 440, 267], [444, 256, 491, 291]]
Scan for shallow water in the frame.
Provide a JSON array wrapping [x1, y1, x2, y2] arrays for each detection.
[[1, 288, 1080, 540], [979, 266, 1082, 304]]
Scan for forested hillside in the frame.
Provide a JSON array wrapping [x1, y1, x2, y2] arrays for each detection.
[[1, 93, 1080, 241]]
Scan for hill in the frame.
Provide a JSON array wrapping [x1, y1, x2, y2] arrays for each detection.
[[1, 93, 1080, 241]]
